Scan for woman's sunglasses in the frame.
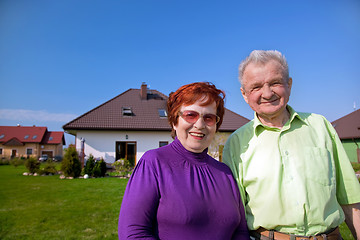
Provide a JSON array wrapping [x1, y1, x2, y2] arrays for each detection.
[[178, 110, 220, 126]]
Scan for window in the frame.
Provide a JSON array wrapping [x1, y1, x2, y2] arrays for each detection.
[[0, 134, 4, 139], [32, 135, 37, 139], [49, 137, 53, 141], [122, 107, 133, 116], [0, 148, 3, 155], [26, 148, 33, 155], [158, 109, 167, 118], [159, 141, 168, 147], [24, 135, 29, 139]]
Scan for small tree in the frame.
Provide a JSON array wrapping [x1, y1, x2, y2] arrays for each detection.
[[61, 145, 81, 178], [92, 159, 107, 177], [84, 154, 95, 176], [25, 158, 40, 174]]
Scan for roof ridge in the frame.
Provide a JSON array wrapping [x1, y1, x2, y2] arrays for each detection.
[[224, 107, 250, 121], [63, 89, 134, 128], [332, 108, 360, 124]]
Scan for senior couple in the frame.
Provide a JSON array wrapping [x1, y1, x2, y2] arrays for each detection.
[[118, 50, 360, 240]]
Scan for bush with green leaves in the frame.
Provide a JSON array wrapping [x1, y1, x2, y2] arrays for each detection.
[[112, 158, 133, 177], [25, 158, 40, 174], [92, 159, 107, 178], [10, 157, 24, 167], [0, 158, 10, 165], [38, 159, 58, 175], [61, 145, 81, 178], [84, 154, 95, 176]]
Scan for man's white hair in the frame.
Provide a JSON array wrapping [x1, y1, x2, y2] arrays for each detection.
[[238, 50, 289, 87]]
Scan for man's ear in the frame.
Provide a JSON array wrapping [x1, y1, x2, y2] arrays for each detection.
[[287, 77, 293, 93], [288, 77, 292, 88], [241, 87, 249, 104]]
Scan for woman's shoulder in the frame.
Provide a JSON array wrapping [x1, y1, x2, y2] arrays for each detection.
[[207, 155, 233, 175], [141, 144, 174, 165]]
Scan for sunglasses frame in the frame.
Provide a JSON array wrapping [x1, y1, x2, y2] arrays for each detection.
[[178, 110, 220, 126]]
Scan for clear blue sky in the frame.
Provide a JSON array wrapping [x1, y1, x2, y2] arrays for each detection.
[[1, 0, 359, 146]]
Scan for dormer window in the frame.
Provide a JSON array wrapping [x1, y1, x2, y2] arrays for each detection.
[[122, 107, 133, 116], [158, 109, 167, 118]]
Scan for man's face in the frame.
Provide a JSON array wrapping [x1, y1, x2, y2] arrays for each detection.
[[241, 60, 292, 121]]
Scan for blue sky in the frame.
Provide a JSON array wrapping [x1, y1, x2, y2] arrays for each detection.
[[1, 0, 359, 146]]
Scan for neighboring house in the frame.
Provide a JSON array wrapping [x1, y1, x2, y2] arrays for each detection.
[[332, 109, 360, 163], [63, 83, 249, 165], [0, 126, 65, 159]]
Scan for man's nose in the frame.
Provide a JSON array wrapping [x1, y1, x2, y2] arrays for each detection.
[[262, 85, 273, 98]]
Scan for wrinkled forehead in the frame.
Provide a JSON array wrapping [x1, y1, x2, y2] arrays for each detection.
[[242, 61, 287, 84]]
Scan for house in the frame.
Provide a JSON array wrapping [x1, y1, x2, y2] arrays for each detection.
[[63, 83, 249, 165], [0, 125, 66, 159], [332, 109, 360, 163]]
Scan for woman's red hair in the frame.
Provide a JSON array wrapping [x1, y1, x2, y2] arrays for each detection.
[[167, 82, 225, 137]]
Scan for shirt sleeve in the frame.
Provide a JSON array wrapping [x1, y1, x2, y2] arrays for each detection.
[[325, 118, 360, 205], [118, 157, 160, 239], [223, 133, 247, 209]]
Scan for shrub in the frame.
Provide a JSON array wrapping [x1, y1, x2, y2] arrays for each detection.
[[61, 145, 81, 178], [39, 159, 58, 175], [0, 158, 10, 165], [92, 159, 107, 178], [112, 158, 133, 177], [25, 158, 40, 174], [10, 157, 24, 167], [351, 162, 360, 172], [84, 154, 95, 176]]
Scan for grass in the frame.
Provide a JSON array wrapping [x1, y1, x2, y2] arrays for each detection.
[[0, 165, 128, 240], [0, 164, 356, 239]]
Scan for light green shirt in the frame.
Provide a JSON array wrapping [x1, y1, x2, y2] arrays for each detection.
[[223, 106, 360, 236]]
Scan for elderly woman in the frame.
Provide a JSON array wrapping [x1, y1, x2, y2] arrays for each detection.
[[118, 82, 249, 240]]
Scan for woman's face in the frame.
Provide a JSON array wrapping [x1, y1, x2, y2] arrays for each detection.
[[173, 99, 217, 153]]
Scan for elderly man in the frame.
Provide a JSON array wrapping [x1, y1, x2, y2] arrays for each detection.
[[223, 50, 360, 240]]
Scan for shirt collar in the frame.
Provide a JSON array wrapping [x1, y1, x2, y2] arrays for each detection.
[[253, 105, 308, 136]]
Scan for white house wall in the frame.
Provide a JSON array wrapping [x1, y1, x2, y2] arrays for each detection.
[[75, 130, 174, 164], [74, 131, 232, 164]]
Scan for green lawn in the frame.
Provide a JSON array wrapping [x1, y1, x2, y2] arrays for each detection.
[[0, 165, 128, 240], [0, 165, 355, 239]]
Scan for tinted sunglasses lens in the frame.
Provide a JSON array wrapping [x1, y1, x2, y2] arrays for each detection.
[[182, 111, 200, 123], [203, 114, 218, 126]]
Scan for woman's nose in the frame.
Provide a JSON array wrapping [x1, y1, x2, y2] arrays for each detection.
[[193, 116, 206, 129]]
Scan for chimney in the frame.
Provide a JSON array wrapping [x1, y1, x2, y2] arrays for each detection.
[[140, 82, 147, 100]]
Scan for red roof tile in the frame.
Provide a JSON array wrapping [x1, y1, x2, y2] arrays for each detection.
[[63, 85, 249, 132], [41, 131, 66, 145], [0, 126, 65, 145], [332, 109, 360, 139]]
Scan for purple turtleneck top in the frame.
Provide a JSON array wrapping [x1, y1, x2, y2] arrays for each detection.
[[118, 138, 249, 240]]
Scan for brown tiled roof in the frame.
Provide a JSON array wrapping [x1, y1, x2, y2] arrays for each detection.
[[63, 86, 249, 132], [221, 108, 250, 131], [0, 126, 65, 145], [332, 109, 360, 139]]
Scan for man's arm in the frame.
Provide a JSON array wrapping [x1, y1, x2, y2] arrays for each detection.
[[341, 202, 360, 240]]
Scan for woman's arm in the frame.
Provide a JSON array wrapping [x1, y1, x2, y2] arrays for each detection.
[[118, 158, 160, 239]]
